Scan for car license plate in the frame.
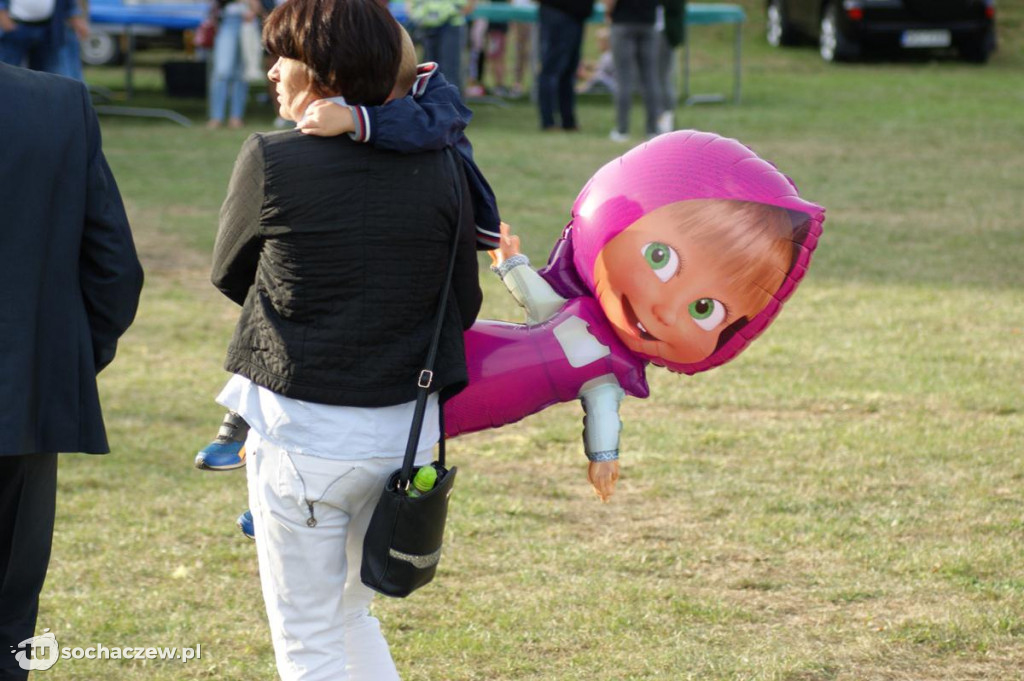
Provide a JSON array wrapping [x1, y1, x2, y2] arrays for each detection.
[[901, 29, 952, 48]]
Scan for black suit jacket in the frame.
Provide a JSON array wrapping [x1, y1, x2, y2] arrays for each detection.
[[0, 64, 144, 455]]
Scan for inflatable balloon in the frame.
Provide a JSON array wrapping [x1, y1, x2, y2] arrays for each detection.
[[443, 130, 824, 498], [196, 130, 824, 506]]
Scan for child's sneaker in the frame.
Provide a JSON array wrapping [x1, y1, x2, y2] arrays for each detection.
[[237, 509, 255, 540], [194, 411, 249, 471]]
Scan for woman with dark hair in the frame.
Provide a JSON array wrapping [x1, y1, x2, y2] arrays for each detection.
[[210, 0, 482, 677]]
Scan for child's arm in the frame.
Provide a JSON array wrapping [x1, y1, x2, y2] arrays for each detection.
[[490, 223, 565, 324], [300, 65, 470, 152], [299, 66, 501, 250]]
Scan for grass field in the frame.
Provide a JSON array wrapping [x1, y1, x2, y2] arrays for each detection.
[[35, 3, 1024, 679]]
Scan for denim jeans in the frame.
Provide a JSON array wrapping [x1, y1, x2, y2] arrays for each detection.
[[58, 27, 83, 81], [537, 4, 583, 130], [208, 13, 251, 122], [0, 22, 63, 73], [246, 430, 432, 681], [419, 22, 464, 93], [610, 22, 661, 136]]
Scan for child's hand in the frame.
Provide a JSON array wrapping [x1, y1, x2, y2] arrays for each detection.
[[488, 222, 521, 268], [299, 100, 355, 137], [587, 460, 619, 502]]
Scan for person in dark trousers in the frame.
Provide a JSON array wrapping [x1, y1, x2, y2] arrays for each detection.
[[655, 0, 685, 133], [0, 0, 85, 74], [0, 63, 143, 681], [536, 0, 593, 131], [606, 0, 661, 141]]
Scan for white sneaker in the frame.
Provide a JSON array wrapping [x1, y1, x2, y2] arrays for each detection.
[[609, 130, 630, 143], [657, 111, 674, 135]]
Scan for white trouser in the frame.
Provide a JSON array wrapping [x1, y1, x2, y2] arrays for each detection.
[[246, 430, 430, 681]]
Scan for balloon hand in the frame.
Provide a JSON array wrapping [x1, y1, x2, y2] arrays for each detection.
[[587, 460, 619, 502]]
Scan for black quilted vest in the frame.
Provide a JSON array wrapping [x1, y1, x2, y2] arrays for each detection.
[[215, 131, 481, 407]]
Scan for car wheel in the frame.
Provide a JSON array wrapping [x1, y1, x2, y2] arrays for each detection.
[[80, 30, 122, 66], [766, 0, 797, 47], [819, 1, 858, 62], [960, 28, 995, 64]]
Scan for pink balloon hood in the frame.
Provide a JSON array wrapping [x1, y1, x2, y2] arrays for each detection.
[[566, 130, 825, 375]]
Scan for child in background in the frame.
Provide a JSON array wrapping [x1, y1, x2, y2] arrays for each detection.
[[506, 0, 533, 98], [577, 26, 616, 95], [466, 13, 488, 96], [196, 27, 500, 471], [484, 0, 509, 97]]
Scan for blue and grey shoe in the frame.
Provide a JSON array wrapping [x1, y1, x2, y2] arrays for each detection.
[[237, 509, 255, 540], [194, 411, 249, 471]]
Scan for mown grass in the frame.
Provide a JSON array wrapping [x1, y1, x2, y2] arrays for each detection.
[[36, 4, 1024, 680]]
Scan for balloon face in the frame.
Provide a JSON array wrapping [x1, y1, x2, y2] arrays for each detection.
[[555, 130, 825, 375], [591, 199, 794, 366]]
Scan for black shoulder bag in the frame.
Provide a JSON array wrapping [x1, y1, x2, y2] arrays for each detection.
[[360, 151, 462, 598]]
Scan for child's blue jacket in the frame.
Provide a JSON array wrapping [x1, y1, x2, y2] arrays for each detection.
[[347, 63, 501, 250]]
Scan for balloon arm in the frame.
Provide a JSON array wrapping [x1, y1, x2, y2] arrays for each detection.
[[579, 375, 624, 461], [582, 376, 624, 502], [494, 255, 567, 324]]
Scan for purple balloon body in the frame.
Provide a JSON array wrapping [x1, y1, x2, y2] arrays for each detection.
[[445, 298, 649, 438], [444, 130, 824, 438]]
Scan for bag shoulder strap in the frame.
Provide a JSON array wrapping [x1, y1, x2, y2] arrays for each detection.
[[398, 149, 463, 488]]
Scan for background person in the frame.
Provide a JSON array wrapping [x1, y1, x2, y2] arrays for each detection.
[[506, 0, 532, 97], [535, 0, 592, 131], [0, 0, 85, 73], [482, 0, 507, 96], [408, 0, 475, 93], [57, 0, 88, 81], [465, 9, 487, 96], [576, 24, 614, 94], [210, 0, 481, 678], [605, 0, 660, 141], [0, 62, 143, 681], [654, 0, 684, 132], [207, 0, 264, 129]]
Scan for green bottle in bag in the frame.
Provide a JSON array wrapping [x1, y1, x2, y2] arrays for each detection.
[[408, 466, 438, 498]]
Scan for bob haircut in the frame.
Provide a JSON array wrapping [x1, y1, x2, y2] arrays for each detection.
[[263, 0, 402, 107]]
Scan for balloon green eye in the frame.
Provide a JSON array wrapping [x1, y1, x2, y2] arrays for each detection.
[[689, 298, 726, 331], [640, 242, 679, 282]]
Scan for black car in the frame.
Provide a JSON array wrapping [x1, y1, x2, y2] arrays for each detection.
[[765, 0, 997, 63]]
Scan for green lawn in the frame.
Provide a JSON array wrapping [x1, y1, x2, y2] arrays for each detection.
[[37, 4, 1024, 679]]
